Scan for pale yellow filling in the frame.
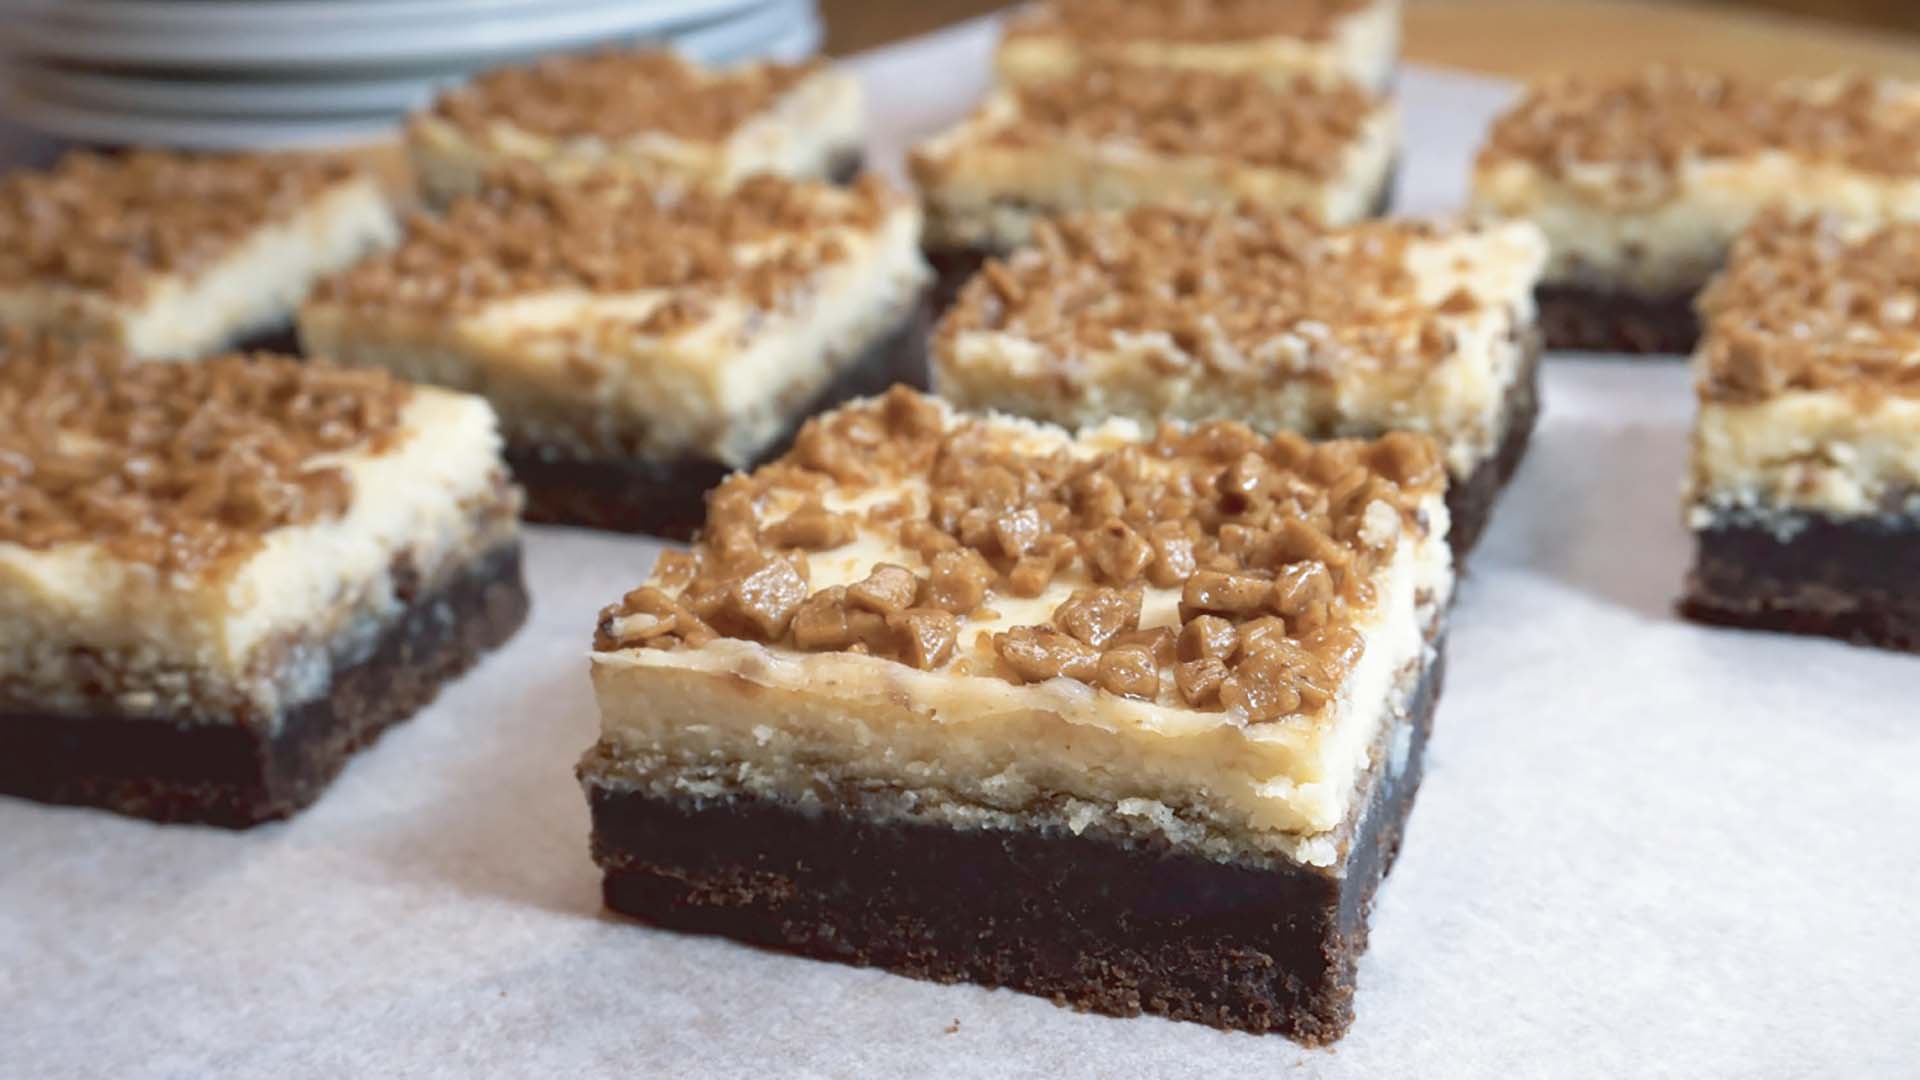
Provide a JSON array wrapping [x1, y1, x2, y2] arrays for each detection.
[[1690, 388, 1920, 521]]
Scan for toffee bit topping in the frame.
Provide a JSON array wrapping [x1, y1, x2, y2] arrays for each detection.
[[937, 205, 1491, 377], [958, 64, 1383, 180], [1697, 211, 1920, 405], [311, 169, 897, 320], [0, 150, 361, 302], [1480, 69, 1920, 183], [0, 336, 412, 576], [428, 50, 825, 142], [596, 388, 1445, 724], [1006, 0, 1368, 46]]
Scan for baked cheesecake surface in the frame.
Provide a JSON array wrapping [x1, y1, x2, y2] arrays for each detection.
[[589, 388, 1452, 862], [1473, 70, 1920, 299], [0, 151, 399, 360], [911, 63, 1398, 254], [0, 337, 518, 722], [997, 0, 1401, 91], [934, 206, 1546, 484], [301, 170, 929, 470], [1691, 212, 1920, 522], [410, 50, 865, 202]]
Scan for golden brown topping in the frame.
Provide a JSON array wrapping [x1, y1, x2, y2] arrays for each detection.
[[937, 205, 1497, 379], [429, 50, 823, 142], [847, 564, 920, 615], [0, 150, 361, 302], [1006, 0, 1367, 46], [0, 337, 411, 576], [605, 389, 1444, 717], [763, 499, 856, 550], [996, 626, 1102, 683], [1051, 587, 1143, 649], [924, 548, 997, 614], [1698, 212, 1920, 405], [312, 169, 896, 318], [1480, 69, 1920, 184], [970, 64, 1382, 180]]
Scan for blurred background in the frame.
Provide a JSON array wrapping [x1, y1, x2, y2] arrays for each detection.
[[1, 0, 1916, 152]]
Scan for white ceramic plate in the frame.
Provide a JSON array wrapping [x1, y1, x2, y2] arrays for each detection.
[[2, 88, 398, 149], [0, 0, 774, 68]]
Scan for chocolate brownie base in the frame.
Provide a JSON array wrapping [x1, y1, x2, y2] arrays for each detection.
[[1536, 284, 1698, 356], [926, 165, 1400, 313], [0, 544, 529, 828], [1445, 327, 1543, 558], [586, 648, 1443, 1045], [507, 303, 929, 539], [1681, 510, 1920, 654]]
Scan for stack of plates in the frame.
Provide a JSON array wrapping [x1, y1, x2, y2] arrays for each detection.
[[0, 0, 823, 150]]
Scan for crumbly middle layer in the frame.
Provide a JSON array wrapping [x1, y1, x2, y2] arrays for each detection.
[[0, 390, 519, 724], [935, 210, 1545, 479], [912, 66, 1397, 252]]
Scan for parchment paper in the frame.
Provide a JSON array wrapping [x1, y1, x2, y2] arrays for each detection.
[[4, 20, 1917, 1079]]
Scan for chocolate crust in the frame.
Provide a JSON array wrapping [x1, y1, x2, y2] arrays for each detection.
[[0, 544, 529, 828], [926, 162, 1400, 313], [1536, 284, 1699, 355], [507, 304, 930, 539], [1681, 511, 1920, 653], [1446, 327, 1543, 558], [586, 648, 1443, 1044]]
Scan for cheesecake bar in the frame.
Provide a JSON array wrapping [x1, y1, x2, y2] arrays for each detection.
[[300, 169, 931, 538], [0, 150, 401, 361], [1472, 70, 1920, 354], [0, 336, 527, 827], [1682, 212, 1920, 652], [910, 62, 1398, 303], [582, 386, 1452, 1043], [998, 0, 1402, 92], [410, 50, 865, 204], [935, 206, 1546, 555]]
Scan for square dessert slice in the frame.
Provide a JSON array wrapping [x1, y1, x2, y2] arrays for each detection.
[[300, 170, 931, 539], [0, 150, 401, 361], [910, 62, 1398, 302], [0, 337, 528, 827], [998, 0, 1402, 92], [1472, 70, 1920, 355], [582, 386, 1453, 1043], [933, 206, 1546, 555], [1682, 212, 1920, 652], [409, 50, 865, 204]]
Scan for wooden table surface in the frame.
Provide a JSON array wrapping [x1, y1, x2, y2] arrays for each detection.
[[820, 0, 1920, 81]]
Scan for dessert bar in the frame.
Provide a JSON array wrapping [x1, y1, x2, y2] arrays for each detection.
[[410, 50, 865, 204], [1682, 212, 1920, 652], [911, 62, 1398, 304], [934, 206, 1547, 555], [0, 337, 527, 827], [582, 386, 1453, 1043], [998, 0, 1402, 91], [0, 150, 400, 360], [300, 169, 931, 538], [1472, 69, 1920, 354]]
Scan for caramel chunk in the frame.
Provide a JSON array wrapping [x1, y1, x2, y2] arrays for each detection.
[[791, 587, 854, 651], [712, 557, 809, 641], [1051, 587, 1142, 649], [888, 608, 961, 670], [1175, 657, 1229, 707], [1096, 645, 1160, 701], [1182, 570, 1270, 616], [763, 500, 856, 550], [847, 564, 920, 615], [924, 548, 996, 614], [1271, 560, 1334, 620], [1144, 522, 1199, 588], [1082, 520, 1154, 584], [1178, 615, 1238, 662], [1219, 653, 1306, 723], [995, 627, 1101, 683]]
